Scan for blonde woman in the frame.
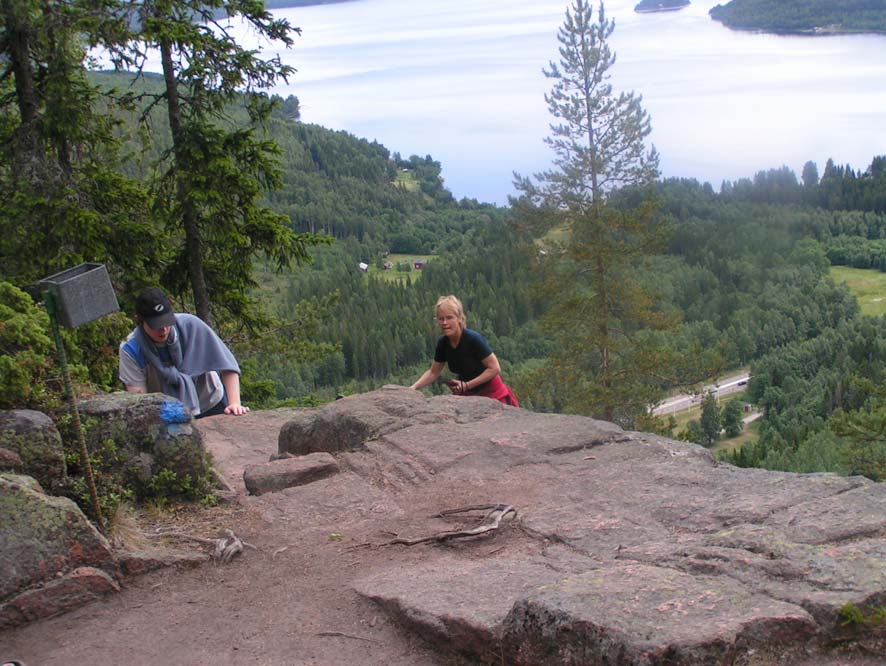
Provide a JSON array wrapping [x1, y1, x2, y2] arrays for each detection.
[[411, 295, 519, 407]]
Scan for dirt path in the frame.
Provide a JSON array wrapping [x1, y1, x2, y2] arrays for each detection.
[[1, 410, 475, 666]]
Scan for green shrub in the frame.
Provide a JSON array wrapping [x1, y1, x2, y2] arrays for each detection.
[[144, 466, 216, 508], [58, 413, 217, 519], [61, 428, 135, 521], [0, 282, 60, 410], [840, 602, 886, 627], [0, 281, 131, 411]]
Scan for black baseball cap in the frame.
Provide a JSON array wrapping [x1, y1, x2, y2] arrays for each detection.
[[135, 287, 176, 329]]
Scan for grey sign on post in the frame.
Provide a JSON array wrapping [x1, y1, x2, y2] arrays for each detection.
[[39, 263, 119, 328]]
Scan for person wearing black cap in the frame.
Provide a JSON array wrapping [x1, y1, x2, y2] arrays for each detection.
[[118, 287, 249, 417]]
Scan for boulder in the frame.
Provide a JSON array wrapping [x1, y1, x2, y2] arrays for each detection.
[[243, 452, 339, 495], [4, 387, 884, 664], [0, 473, 119, 628], [1, 567, 120, 629], [76, 392, 211, 500], [193, 406, 305, 494], [0, 409, 66, 492], [277, 384, 516, 456], [502, 564, 818, 665]]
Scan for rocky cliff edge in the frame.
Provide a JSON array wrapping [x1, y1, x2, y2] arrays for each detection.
[[212, 386, 886, 664], [4, 386, 884, 665]]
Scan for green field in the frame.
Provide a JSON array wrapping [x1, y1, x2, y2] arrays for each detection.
[[830, 266, 886, 316], [393, 169, 419, 192], [712, 419, 759, 454], [368, 253, 436, 284]]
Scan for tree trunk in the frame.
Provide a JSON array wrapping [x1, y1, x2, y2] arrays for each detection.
[[595, 241, 613, 422], [160, 38, 212, 323], [2, 0, 42, 173], [2, 0, 38, 126]]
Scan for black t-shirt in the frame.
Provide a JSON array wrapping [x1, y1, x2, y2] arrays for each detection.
[[434, 329, 493, 383]]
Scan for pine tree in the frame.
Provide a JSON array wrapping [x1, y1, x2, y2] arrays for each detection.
[[523, 0, 658, 207], [513, 0, 675, 427]]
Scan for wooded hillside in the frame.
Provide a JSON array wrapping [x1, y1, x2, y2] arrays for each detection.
[[710, 0, 886, 34]]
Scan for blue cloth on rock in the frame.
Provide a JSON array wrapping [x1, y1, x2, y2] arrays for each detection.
[[160, 401, 191, 424]]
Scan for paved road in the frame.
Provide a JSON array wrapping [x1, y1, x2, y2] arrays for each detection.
[[653, 373, 750, 417]]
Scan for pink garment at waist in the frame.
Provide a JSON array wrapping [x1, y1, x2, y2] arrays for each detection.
[[470, 375, 519, 407]]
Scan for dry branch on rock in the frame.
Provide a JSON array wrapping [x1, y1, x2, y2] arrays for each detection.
[[152, 527, 256, 563], [315, 630, 381, 644], [387, 503, 517, 546]]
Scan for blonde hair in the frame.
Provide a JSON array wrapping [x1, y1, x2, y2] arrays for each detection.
[[435, 295, 466, 329]]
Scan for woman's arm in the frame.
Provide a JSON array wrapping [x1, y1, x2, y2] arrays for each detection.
[[221, 370, 250, 415], [411, 361, 446, 390], [453, 353, 502, 394]]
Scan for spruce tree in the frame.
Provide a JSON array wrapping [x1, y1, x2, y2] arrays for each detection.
[[0, 0, 157, 289], [722, 397, 745, 438], [524, 0, 658, 206], [111, 0, 326, 326], [699, 392, 722, 447]]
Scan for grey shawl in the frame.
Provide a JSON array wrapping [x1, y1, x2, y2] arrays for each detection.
[[135, 313, 240, 414]]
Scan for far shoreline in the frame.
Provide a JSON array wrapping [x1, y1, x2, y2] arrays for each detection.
[[710, 21, 886, 37]]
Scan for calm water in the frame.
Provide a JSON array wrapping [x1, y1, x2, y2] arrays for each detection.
[[231, 0, 886, 204]]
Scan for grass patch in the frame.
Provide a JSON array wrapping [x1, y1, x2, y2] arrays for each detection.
[[369, 253, 437, 284], [668, 402, 700, 433], [830, 265, 886, 316], [535, 221, 571, 250], [712, 419, 760, 454], [394, 169, 420, 191]]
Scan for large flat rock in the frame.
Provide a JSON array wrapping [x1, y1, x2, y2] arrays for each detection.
[[274, 387, 886, 664]]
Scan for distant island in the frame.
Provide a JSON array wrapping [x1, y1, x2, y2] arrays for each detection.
[[635, 0, 690, 12], [263, 0, 354, 8], [709, 0, 886, 35]]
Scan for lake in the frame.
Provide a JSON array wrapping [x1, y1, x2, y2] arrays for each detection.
[[229, 0, 886, 204]]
